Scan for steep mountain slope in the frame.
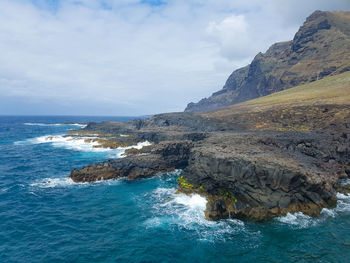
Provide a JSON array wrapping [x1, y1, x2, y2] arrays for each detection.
[[203, 71, 350, 132], [185, 10, 350, 112]]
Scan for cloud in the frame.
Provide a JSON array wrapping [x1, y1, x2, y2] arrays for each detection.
[[0, 0, 349, 115], [206, 14, 254, 60]]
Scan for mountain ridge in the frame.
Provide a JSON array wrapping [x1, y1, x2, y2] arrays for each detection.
[[185, 10, 350, 112]]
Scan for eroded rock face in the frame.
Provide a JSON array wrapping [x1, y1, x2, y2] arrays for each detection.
[[179, 132, 348, 221]]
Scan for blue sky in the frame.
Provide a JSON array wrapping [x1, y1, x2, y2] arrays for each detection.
[[0, 0, 349, 116]]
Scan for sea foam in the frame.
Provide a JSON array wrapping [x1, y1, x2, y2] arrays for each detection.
[[15, 134, 105, 152], [335, 192, 350, 213], [30, 177, 79, 188], [113, 141, 152, 158], [144, 187, 247, 242], [276, 212, 315, 228], [276, 193, 350, 228], [15, 134, 151, 155], [30, 176, 123, 189]]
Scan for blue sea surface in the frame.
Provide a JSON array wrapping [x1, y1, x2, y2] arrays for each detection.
[[1, 116, 350, 263]]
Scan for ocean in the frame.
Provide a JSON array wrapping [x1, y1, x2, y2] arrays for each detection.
[[1, 116, 350, 263]]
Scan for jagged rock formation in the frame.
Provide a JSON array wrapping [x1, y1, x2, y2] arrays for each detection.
[[179, 132, 349, 221], [70, 141, 193, 182], [185, 11, 350, 112]]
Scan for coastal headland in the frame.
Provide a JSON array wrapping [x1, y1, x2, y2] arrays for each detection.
[[68, 11, 350, 221]]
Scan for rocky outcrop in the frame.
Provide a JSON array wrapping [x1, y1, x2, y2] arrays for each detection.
[[178, 132, 349, 221], [69, 125, 349, 221], [185, 11, 350, 112], [70, 140, 194, 182]]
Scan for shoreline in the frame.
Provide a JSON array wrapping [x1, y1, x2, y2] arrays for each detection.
[[68, 118, 349, 221]]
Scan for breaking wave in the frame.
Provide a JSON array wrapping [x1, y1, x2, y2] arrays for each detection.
[[335, 192, 350, 213], [29, 176, 123, 189], [14, 134, 151, 155], [143, 187, 252, 242], [112, 141, 152, 158], [15, 134, 107, 152], [276, 212, 316, 228], [29, 177, 79, 188], [276, 192, 350, 228]]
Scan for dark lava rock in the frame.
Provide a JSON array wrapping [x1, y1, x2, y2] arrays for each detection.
[[70, 123, 349, 221], [178, 131, 348, 221], [70, 141, 193, 182]]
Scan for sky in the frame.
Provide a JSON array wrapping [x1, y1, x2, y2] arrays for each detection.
[[0, 0, 349, 116]]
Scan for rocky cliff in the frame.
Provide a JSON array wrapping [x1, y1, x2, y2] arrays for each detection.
[[179, 132, 348, 221], [185, 11, 350, 112]]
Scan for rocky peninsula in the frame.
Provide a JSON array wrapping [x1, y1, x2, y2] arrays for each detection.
[[69, 72, 350, 221], [68, 11, 350, 221]]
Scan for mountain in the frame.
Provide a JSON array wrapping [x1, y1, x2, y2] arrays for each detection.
[[185, 10, 350, 113], [204, 70, 350, 132]]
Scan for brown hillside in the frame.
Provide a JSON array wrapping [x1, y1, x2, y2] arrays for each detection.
[[203, 71, 350, 132]]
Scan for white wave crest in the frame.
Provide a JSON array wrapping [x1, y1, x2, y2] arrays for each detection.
[[30, 176, 123, 189], [335, 193, 350, 213], [24, 122, 87, 128], [15, 134, 151, 156], [15, 134, 109, 152], [30, 177, 79, 188], [321, 208, 336, 217], [276, 193, 350, 228], [114, 141, 152, 158], [276, 212, 315, 228], [336, 192, 350, 200], [144, 188, 209, 228], [173, 193, 207, 210], [143, 187, 247, 241]]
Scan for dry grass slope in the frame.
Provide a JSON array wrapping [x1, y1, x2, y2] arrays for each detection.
[[204, 71, 350, 132], [242, 71, 350, 108]]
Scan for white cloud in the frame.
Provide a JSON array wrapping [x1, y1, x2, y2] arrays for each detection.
[[206, 14, 254, 60], [0, 0, 349, 115]]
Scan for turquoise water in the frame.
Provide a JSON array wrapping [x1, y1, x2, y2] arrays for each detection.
[[1, 116, 350, 263]]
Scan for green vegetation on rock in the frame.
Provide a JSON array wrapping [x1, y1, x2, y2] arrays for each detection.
[[177, 176, 206, 192], [218, 189, 238, 203]]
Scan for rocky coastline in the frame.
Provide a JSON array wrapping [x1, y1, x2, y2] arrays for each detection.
[[68, 10, 350, 221], [68, 106, 350, 221]]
